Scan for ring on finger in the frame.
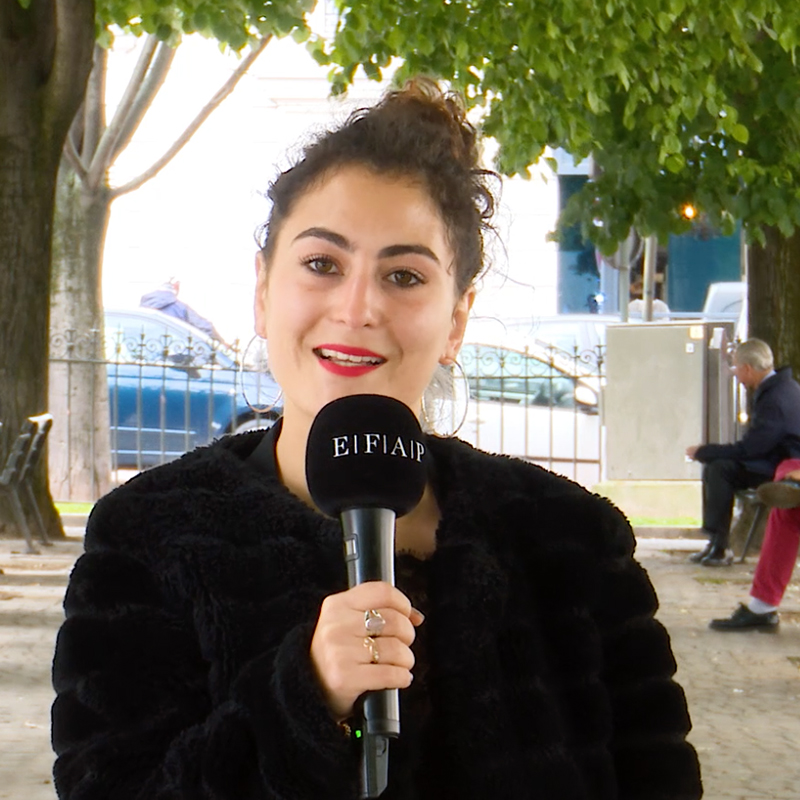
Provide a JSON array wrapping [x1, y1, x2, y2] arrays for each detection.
[[364, 636, 380, 664], [364, 608, 386, 636]]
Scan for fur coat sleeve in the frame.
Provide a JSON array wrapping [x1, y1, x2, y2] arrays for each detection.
[[51, 436, 358, 799], [51, 432, 701, 800]]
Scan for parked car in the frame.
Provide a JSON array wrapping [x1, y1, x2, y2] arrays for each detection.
[[458, 337, 602, 486], [104, 309, 281, 468]]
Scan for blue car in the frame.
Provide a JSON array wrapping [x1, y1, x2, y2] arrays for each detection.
[[104, 309, 281, 468]]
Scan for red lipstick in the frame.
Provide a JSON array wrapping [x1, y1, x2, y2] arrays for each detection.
[[314, 344, 386, 378]]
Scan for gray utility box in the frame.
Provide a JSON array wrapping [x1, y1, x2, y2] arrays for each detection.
[[605, 321, 735, 480]]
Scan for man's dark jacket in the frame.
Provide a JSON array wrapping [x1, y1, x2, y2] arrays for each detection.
[[694, 366, 800, 476], [51, 432, 702, 799], [140, 288, 221, 341]]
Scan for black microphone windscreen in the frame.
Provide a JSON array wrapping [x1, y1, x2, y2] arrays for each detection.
[[306, 394, 427, 518]]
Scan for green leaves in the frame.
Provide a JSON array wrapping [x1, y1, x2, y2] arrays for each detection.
[[319, 0, 800, 248], [94, 1, 311, 50], [586, 90, 604, 114], [731, 122, 750, 143], [663, 133, 682, 154], [656, 12, 673, 33], [665, 154, 686, 173]]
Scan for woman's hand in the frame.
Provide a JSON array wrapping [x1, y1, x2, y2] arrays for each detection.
[[310, 581, 424, 721]]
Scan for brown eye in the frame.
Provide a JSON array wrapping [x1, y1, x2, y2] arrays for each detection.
[[389, 269, 423, 287], [303, 256, 338, 275]]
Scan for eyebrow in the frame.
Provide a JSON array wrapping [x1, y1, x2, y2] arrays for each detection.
[[293, 227, 440, 264]]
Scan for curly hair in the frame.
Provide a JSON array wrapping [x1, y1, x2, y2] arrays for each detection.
[[257, 77, 497, 296]]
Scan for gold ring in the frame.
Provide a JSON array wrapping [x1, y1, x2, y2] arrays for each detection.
[[364, 609, 386, 636], [363, 636, 380, 664]]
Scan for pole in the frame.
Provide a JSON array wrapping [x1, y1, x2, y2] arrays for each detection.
[[643, 235, 657, 322], [619, 265, 630, 322]]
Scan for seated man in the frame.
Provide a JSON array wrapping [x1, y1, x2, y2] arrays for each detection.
[[710, 459, 800, 630], [686, 339, 800, 566]]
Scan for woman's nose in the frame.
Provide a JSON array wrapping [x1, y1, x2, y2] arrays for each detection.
[[333, 271, 382, 327]]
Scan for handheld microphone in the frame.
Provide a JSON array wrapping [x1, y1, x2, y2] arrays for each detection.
[[306, 394, 427, 798]]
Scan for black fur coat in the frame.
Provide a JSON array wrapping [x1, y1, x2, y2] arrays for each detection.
[[51, 431, 702, 799]]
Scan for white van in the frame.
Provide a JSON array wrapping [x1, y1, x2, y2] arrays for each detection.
[[702, 281, 746, 321]]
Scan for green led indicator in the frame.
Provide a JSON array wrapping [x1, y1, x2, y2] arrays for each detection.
[[355, 729, 362, 739]]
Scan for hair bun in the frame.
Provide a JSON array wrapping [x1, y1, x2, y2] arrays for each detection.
[[380, 77, 479, 171]]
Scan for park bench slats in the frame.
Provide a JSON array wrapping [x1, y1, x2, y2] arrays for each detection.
[[0, 414, 54, 554]]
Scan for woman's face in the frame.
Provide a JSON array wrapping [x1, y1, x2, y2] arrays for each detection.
[[255, 165, 474, 427]]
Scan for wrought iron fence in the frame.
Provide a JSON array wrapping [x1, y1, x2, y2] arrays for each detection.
[[459, 341, 605, 488], [48, 322, 279, 502], [48, 323, 606, 502]]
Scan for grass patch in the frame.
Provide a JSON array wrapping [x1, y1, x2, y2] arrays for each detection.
[[628, 516, 701, 527], [55, 502, 94, 515]]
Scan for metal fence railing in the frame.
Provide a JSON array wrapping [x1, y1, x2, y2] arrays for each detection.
[[48, 323, 279, 503], [48, 324, 606, 502], [459, 342, 605, 488]]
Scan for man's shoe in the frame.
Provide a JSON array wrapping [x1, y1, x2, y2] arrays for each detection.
[[709, 603, 779, 631], [688, 541, 714, 563], [756, 479, 800, 509], [700, 547, 734, 567]]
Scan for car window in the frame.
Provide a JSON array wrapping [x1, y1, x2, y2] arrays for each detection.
[[461, 344, 579, 408]]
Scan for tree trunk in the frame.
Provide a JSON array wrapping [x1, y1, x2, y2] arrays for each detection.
[[49, 158, 112, 502], [748, 226, 800, 376], [0, 1, 95, 538]]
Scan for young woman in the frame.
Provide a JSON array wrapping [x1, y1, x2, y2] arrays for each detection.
[[52, 80, 702, 799]]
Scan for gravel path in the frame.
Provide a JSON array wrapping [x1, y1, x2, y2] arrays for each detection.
[[1, 534, 798, 799]]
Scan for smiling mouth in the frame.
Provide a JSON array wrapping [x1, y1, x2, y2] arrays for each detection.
[[314, 347, 386, 368]]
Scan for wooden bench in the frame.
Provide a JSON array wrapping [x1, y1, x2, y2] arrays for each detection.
[[0, 414, 54, 554]]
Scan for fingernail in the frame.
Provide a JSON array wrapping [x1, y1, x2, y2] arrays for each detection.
[[411, 607, 425, 624]]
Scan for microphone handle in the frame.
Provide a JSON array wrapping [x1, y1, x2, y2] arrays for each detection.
[[341, 507, 399, 798]]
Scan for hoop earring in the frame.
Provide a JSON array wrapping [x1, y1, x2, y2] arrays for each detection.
[[421, 359, 469, 437], [238, 334, 283, 415]]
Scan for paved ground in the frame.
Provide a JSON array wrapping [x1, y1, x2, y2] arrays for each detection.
[[645, 540, 800, 800], [0, 535, 82, 800], [0, 532, 798, 799]]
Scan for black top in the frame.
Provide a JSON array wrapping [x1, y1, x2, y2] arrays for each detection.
[[246, 420, 436, 798], [52, 429, 702, 799], [387, 553, 433, 799]]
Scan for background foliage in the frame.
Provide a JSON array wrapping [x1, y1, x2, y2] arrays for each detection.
[[93, 0, 313, 48], [317, 0, 800, 253]]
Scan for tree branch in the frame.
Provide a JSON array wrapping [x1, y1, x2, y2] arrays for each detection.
[[68, 104, 84, 157], [83, 45, 107, 160], [63, 135, 88, 181], [86, 34, 158, 191], [111, 35, 273, 200], [110, 40, 177, 161]]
